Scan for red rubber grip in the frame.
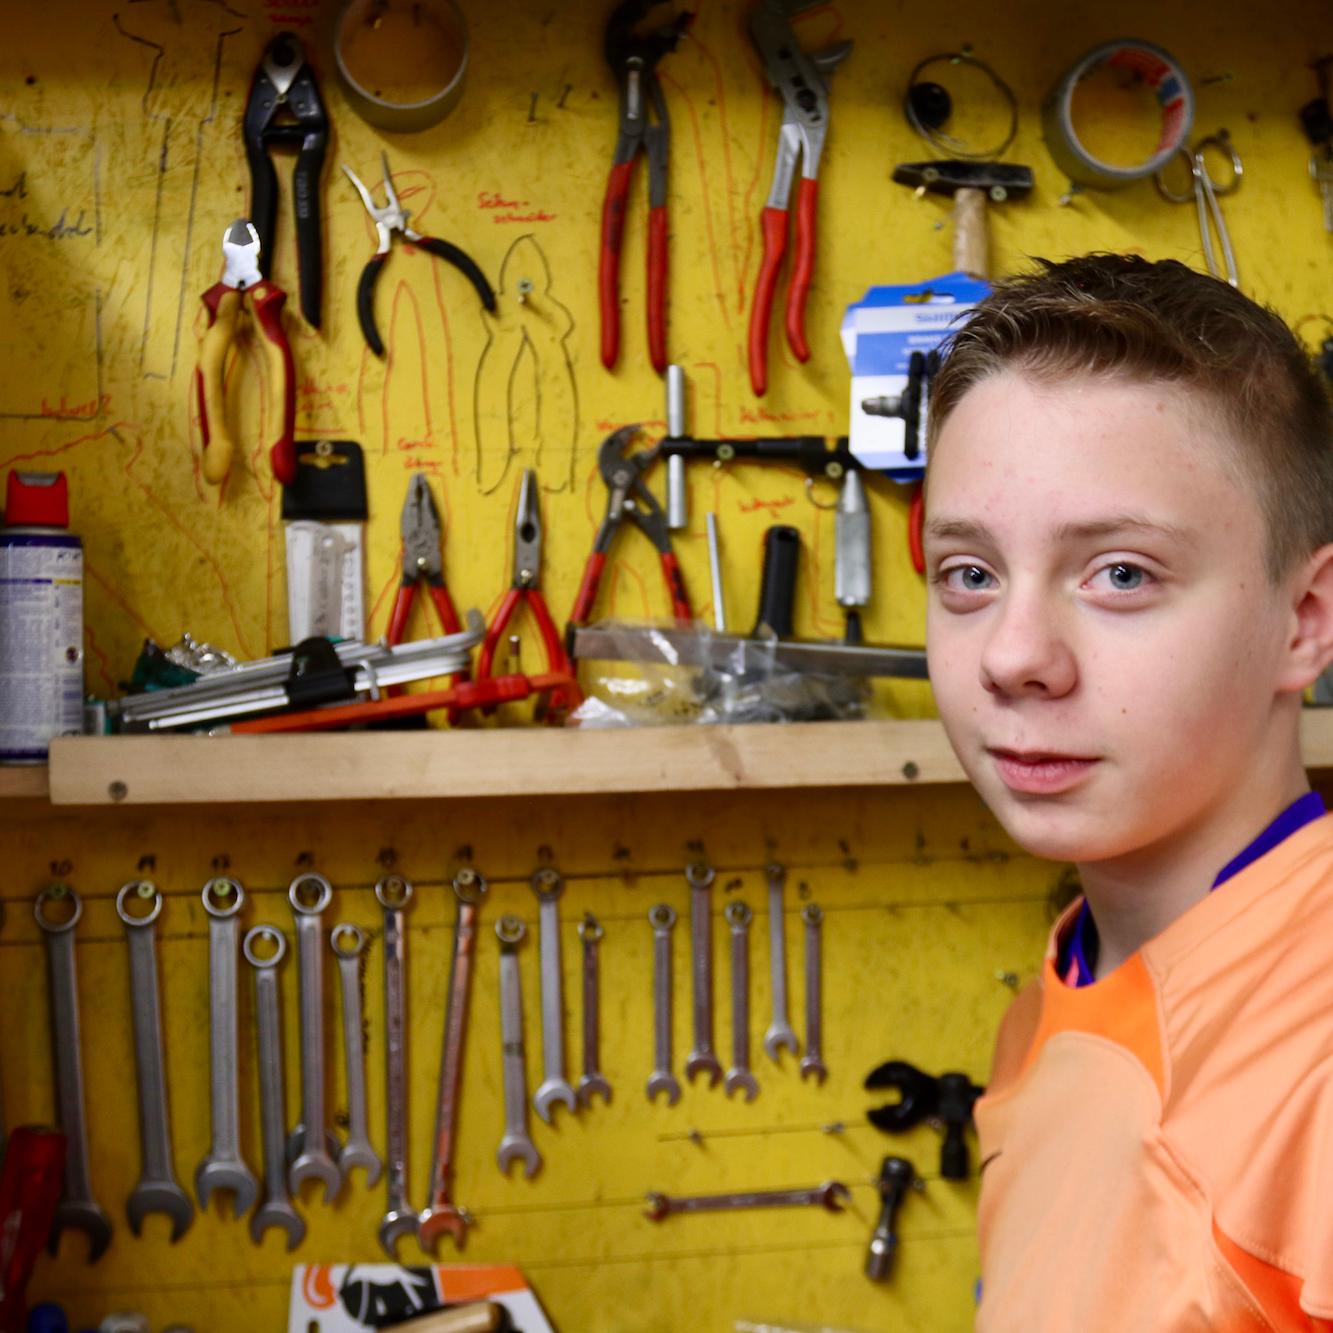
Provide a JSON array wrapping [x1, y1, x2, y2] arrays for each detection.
[[786, 177, 818, 363], [660, 551, 691, 620], [386, 586, 414, 647], [748, 206, 788, 396], [476, 588, 521, 682], [571, 551, 608, 626], [599, 161, 635, 370], [647, 204, 669, 374], [251, 281, 296, 484], [429, 582, 463, 637]]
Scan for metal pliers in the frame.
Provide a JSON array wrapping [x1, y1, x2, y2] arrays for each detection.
[[747, 1, 852, 396], [244, 32, 328, 328], [388, 473, 465, 647], [477, 469, 579, 717], [600, 1, 694, 374], [569, 426, 692, 636], [194, 219, 295, 486], [343, 152, 497, 358]]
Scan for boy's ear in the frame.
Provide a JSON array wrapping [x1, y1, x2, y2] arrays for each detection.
[[1280, 542, 1333, 692]]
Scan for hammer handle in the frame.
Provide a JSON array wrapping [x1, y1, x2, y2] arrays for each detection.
[[952, 187, 989, 279]]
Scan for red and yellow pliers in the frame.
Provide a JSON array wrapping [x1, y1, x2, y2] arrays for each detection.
[[195, 219, 296, 485]]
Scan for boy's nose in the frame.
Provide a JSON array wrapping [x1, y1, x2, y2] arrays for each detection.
[[978, 592, 1077, 700]]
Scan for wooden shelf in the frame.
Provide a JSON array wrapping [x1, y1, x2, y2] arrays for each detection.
[[0, 765, 49, 799]]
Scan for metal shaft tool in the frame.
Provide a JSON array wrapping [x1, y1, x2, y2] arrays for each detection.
[[645, 1180, 851, 1221], [245, 925, 305, 1250], [332, 923, 382, 1185], [196, 877, 258, 1216], [800, 904, 827, 1083], [647, 904, 681, 1104], [763, 863, 800, 1063], [118, 881, 193, 1241], [36, 885, 112, 1262], [724, 902, 758, 1101], [532, 869, 577, 1123], [685, 862, 722, 1086], [495, 916, 540, 1178], [577, 913, 612, 1106], [376, 875, 419, 1258], [419, 868, 487, 1252], [866, 1156, 919, 1281]]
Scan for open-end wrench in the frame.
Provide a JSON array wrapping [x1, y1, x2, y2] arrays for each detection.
[[495, 916, 540, 1178], [763, 862, 800, 1064], [196, 877, 258, 1216], [117, 881, 194, 1241], [644, 1180, 851, 1221], [531, 868, 577, 1124], [577, 912, 611, 1107], [800, 903, 827, 1083], [724, 901, 758, 1101], [646, 904, 681, 1105], [288, 873, 342, 1204], [35, 884, 112, 1262], [244, 925, 305, 1250], [684, 862, 722, 1087], [332, 922, 382, 1185], [418, 867, 487, 1253], [376, 875, 419, 1258]]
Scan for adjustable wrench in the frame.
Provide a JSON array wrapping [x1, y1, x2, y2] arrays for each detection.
[[646, 904, 681, 1105], [684, 862, 722, 1086], [577, 913, 611, 1107], [419, 867, 487, 1252], [244, 925, 305, 1250], [531, 868, 577, 1123], [35, 884, 112, 1262], [763, 862, 800, 1063], [117, 881, 194, 1241], [495, 916, 540, 1178], [644, 1180, 851, 1221], [196, 877, 258, 1216], [799, 903, 827, 1083], [724, 902, 758, 1101], [376, 875, 419, 1258], [332, 923, 382, 1185], [288, 873, 342, 1203]]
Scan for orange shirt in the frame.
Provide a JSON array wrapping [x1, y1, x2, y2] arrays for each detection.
[[976, 813, 1333, 1332]]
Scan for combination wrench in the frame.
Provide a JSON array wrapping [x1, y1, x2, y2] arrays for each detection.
[[646, 904, 681, 1105], [332, 922, 382, 1185], [724, 902, 758, 1101], [799, 903, 828, 1083], [288, 873, 342, 1204], [495, 916, 540, 1178], [244, 925, 305, 1250], [196, 876, 258, 1216], [577, 913, 611, 1107], [644, 1180, 851, 1221], [684, 862, 722, 1086], [376, 874, 419, 1258], [418, 867, 487, 1252], [763, 862, 800, 1064], [117, 880, 194, 1241], [531, 868, 577, 1123], [35, 884, 112, 1262]]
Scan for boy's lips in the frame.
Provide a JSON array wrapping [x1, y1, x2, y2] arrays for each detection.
[[986, 747, 1100, 794]]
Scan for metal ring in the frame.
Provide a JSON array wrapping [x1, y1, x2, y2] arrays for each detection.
[[243, 924, 287, 969], [330, 922, 366, 959], [452, 868, 488, 904], [1194, 131, 1243, 196], [904, 50, 1019, 161], [649, 903, 676, 930], [685, 862, 715, 890], [531, 867, 563, 901], [496, 915, 525, 945], [201, 876, 245, 919], [289, 873, 333, 916], [802, 903, 824, 926], [34, 883, 82, 935], [374, 875, 413, 910], [1154, 145, 1202, 204], [116, 880, 163, 929], [724, 900, 752, 927], [578, 912, 604, 943]]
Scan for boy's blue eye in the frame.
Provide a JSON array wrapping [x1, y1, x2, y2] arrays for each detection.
[[941, 565, 993, 591], [1106, 563, 1144, 590]]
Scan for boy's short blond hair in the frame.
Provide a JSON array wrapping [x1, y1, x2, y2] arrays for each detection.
[[927, 254, 1333, 582]]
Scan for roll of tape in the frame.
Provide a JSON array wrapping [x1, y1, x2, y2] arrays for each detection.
[[1042, 39, 1194, 190], [334, 0, 469, 133]]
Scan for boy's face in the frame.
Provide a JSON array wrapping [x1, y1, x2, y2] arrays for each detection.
[[924, 369, 1296, 866]]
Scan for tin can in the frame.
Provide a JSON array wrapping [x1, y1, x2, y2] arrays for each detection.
[[0, 472, 84, 763]]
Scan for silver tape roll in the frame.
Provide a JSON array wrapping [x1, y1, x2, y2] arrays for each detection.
[[1042, 39, 1194, 190]]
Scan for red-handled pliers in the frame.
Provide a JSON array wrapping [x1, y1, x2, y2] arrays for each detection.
[[747, 1, 852, 396], [600, 2, 693, 374], [477, 468, 579, 719], [388, 471, 466, 650], [569, 426, 692, 636]]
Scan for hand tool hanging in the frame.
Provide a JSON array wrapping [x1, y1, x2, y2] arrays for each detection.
[[600, 1, 693, 373], [195, 220, 296, 486], [343, 152, 496, 357], [245, 33, 328, 328], [747, 1, 852, 396]]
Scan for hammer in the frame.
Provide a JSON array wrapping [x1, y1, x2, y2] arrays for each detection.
[[892, 160, 1034, 279]]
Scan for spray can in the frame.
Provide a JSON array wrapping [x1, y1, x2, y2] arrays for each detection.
[[0, 471, 84, 763]]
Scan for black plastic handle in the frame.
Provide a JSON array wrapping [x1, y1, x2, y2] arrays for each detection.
[[357, 254, 389, 357], [416, 236, 497, 312], [752, 524, 801, 639]]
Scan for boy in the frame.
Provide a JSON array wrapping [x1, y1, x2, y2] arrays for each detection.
[[923, 254, 1333, 1330]]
